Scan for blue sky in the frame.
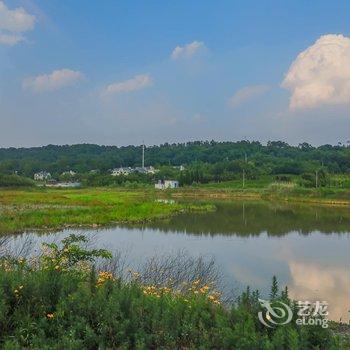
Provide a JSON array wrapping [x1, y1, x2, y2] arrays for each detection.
[[1, 0, 350, 147]]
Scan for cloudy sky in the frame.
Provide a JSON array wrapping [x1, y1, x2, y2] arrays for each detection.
[[1, 0, 350, 147]]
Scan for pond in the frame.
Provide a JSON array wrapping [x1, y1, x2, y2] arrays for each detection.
[[7, 200, 350, 322]]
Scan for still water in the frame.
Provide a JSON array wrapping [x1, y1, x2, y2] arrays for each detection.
[[12, 200, 350, 322]]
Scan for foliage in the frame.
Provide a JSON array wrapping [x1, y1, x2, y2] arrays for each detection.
[[0, 174, 34, 187], [0, 141, 350, 187], [0, 235, 343, 349]]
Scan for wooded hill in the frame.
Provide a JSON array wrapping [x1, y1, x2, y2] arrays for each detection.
[[0, 141, 349, 178]]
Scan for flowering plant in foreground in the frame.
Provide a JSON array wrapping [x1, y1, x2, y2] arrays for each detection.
[[0, 234, 346, 349]]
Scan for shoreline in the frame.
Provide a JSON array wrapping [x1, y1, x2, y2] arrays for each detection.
[[0, 188, 214, 235], [166, 187, 350, 207], [1, 186, 350, 234]]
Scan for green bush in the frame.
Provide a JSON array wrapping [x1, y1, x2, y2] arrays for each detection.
[[0, 235, 343, 349], [0, 174, 34, 187]]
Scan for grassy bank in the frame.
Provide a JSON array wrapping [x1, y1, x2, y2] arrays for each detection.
[[0, 234, 344, 349], [169, 179, 350, 206], [1, 182, 350, 234], [0, 188, 212, 234]]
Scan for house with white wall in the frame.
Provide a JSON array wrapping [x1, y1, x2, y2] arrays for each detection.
[[34, 171, 51, 181], [111, 167, 133, 176], [155, 180, 179, 190]]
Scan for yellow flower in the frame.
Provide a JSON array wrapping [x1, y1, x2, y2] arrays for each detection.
[[46, 313, 54, 319], [199, 285, 210, 294], [96, 271, 115, 286]]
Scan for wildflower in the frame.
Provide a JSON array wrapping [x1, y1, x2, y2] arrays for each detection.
[[199, 285, 210, 294], [46, 313, 54, 319], [161, 287, 171, 294], [96, 271, 115, 286], [208, 293, 221, 305]]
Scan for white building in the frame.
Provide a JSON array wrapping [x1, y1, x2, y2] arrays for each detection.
[[111, 166, 157, 176], [34, 171, 51, 181], [173, 165, 185, 171], [146, 166, 157, 174], [111, 167, 133, 176], [135, 166, 156, 174], [155, 180, 179, 190], [61, 170, 76, 176]]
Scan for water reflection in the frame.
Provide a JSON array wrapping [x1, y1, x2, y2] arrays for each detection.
[[125, 201, 350, 237], [4, 200, 350, 322]]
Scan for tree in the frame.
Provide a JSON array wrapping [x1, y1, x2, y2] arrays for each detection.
[[270, 276, 279, 300]]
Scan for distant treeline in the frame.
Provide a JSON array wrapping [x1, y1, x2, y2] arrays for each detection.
[[0, 141, 349, 186]]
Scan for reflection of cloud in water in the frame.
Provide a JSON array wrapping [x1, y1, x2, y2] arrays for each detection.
[[230, 264, 267, 288], [288, 261, 350, 322]]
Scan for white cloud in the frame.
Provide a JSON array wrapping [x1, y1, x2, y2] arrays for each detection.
[[102, 74, 153, 96], [282, 34, 350, 109], [0, 32, 23, 45], [0, 1, 35, 45], [228, 85, 269, 108], [171, 41, 205, 60], [23, 69, 84, 92]]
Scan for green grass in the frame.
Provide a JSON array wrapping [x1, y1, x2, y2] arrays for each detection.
[[177, 175, 350, 204], [1, 177, 350, 234], [195, 175, 274, 189], [0, 188, 212, 234]]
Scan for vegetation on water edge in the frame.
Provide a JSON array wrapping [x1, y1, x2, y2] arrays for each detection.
[[0, 188, 213, 234], [0, 234, 347, 349], [0, 184, 350, 235], [171, 176, 350, 204]]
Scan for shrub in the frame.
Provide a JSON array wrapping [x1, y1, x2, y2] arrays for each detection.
[[0, 235, 342, 349]]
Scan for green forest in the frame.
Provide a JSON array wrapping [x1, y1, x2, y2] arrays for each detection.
[[0, 141, 349, 187]]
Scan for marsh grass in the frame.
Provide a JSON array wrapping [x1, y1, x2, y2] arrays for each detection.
[[0, 188, 212, 234]]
